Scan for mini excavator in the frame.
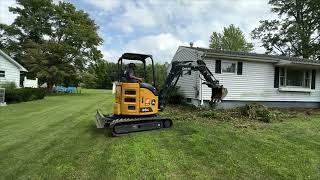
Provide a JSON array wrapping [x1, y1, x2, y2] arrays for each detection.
[[95, 53, 227, 136]]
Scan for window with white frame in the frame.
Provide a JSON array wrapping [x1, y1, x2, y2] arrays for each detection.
[[279, 67, 311, 88], [222, 61, 236, 73], [0, 71, 5, 78]]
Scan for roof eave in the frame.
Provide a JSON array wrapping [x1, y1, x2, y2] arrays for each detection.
[[0, 49, 28, 72], [183, 46, 320, 66], [20, 66, 28, 72], [203, 52, 279, 63], [276, 59, 320, 67]]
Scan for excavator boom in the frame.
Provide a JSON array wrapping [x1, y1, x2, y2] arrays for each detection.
[[159, 58, 227, 111]]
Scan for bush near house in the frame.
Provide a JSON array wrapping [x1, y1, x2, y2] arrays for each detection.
[[0, 81, 17, 90], [167, 87, 184, 104], [5, 88, 46, 103]]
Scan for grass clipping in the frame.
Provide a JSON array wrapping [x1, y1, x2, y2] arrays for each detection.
[[197, 103, 275, 123], [164, 103, 316, 128]]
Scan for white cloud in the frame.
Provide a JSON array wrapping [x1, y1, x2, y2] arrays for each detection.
[[81, 0, 120, 12], [98, 0, 274, 60], [99, 0, 276, 63], [0, 0, 17, 25], [125, 33, 187, 63], [102, 33, 208, 63], [98, 45, 121, 62], [110, 1, 157, 33], [193, 40, 207, 48]]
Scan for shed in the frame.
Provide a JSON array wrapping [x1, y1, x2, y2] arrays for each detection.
[[0, 49, 28, 87]]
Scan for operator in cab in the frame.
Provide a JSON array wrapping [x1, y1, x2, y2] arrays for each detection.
[[124, 63, 142, 83]]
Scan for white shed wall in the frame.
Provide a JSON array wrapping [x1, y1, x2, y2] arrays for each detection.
[[201, 58, 320, 102], [0, 55, 21, 87], [171, 47, 200, 99]]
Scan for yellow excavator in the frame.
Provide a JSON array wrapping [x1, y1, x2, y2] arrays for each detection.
[[95, 53, 227, 136]]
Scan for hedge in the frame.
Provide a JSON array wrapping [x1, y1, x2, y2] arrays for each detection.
[[5, 88, 46, 103]]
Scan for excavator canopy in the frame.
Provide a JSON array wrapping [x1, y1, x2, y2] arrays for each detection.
[[118, 53, 156, 87], [120, 53, 152, 61]]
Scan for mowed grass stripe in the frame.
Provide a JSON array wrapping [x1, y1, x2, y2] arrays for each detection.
[[0, 90, 112, 178], [0, 91, 109, 148]]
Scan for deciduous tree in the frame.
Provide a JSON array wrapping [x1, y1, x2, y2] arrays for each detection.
[[209, 24, 254, 52], [252, 0, 320, 59], [0, 0, 103, 88]]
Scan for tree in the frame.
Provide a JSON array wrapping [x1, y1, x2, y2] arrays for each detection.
[[82, 61, 168, 90], [209, 24, 254, 52], [83, 60, 118, 89], [93, 60, 118, 89], [0, 0, 103, 89], [81, 72, 97, 89], [252, 0, 320, 59], [133, 63, 167, 89]]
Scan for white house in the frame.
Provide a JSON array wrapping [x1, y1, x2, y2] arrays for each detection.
[[172, 46, 320, 108], [0, 49, 28, 87]]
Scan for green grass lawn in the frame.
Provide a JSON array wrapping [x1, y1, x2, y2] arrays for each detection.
[[0, 89, 319, 179]]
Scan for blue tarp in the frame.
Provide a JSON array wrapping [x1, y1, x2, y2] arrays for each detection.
[[53, 86, 80, 93]]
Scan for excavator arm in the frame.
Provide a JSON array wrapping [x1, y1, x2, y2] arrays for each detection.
[[158, 59, 227, 111]]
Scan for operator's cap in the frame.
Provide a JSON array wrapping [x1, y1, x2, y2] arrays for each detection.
[[128, 63, 136, 68]]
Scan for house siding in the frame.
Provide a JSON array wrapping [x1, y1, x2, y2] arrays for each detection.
[[201, 58, 320, 102], [0, 54, 21, 87], [171, 47, 200, 99]]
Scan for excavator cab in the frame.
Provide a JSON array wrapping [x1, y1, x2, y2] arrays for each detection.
[[118, 53, 155, 85], [114, 53, 159, 116]]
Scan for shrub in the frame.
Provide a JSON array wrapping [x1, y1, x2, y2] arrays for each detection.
[[167, 87, 184, 104], [239, 103, 274, 123], [5, 88, 46, 103], [0, 81, 17, 90]]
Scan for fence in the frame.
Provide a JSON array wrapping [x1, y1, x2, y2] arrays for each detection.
[[23, 77, 38, 88]]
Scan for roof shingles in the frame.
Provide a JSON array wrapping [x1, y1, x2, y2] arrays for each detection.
[[181, 46, 320, 65]]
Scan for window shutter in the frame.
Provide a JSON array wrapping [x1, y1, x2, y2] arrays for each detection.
[[237, 62, 243, 75], [311, 70, 316, 89], [215, 60, 221, 74], [274, 67, 279, 88]]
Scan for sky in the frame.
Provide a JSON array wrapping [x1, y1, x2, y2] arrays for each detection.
[[0, 0, 276, 63]]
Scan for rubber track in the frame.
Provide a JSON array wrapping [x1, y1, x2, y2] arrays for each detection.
[[110, 116, 172, 136]]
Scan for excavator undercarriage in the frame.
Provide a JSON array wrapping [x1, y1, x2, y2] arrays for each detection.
[[96, 109, 172, 136]]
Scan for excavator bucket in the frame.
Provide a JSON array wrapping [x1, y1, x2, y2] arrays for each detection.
[[212, 86, 228, 101]]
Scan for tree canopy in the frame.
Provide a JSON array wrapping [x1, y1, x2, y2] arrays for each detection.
[[252, 0, 320, 59], [0, 0, 103, 88], [209, 24, 254, 52]]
